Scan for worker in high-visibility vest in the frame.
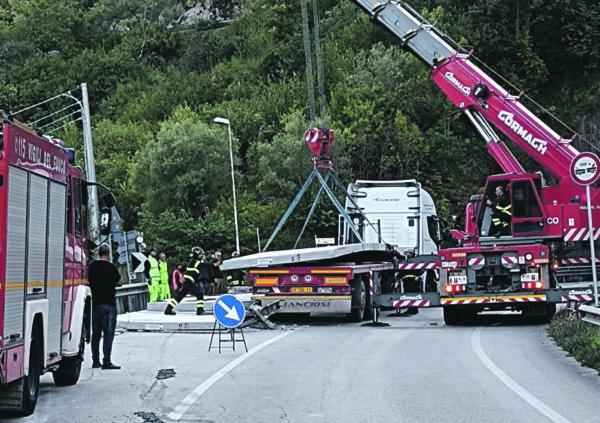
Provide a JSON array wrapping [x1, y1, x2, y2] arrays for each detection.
[[159, 252, 170, 300], [144, 248, 160, 302]]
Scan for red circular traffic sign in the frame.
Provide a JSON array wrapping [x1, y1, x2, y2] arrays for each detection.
[[570, 152, 600, 186]]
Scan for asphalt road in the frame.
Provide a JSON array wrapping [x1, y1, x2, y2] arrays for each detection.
[[6, 308, 600, 423]]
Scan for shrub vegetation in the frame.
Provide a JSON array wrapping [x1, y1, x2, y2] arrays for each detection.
[[547, 309, 600, 373]]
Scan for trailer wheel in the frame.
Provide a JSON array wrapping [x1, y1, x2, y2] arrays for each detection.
[[350, 278, 366, 322], [53, 322, 86, 386]]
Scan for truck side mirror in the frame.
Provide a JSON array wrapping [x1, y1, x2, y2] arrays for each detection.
[[100, 207, 112, 236]]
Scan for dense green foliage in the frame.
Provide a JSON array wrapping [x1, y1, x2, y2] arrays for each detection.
[[547, 310, 600, 373], [1, 0, 599, 262]]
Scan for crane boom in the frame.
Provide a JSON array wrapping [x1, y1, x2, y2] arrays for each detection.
[[354, 0, 581, 185]]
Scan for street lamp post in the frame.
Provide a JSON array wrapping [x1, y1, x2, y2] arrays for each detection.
[[213, 117, 240, 253]]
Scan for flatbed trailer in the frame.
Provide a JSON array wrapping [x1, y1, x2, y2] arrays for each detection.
[[221, 180, 446, 321]]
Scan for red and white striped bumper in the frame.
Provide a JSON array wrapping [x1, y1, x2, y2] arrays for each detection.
[[564, 227, 600, 242], [441, 295, 546, 305], [393, 299, 430, 308], [397, 263, 437, 270]]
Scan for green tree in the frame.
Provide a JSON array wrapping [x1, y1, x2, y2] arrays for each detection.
[[11, 0, 90, 56], [135, 106, 235, 224], [92, 120, 150, 229]]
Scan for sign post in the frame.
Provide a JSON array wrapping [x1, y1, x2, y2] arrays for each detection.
[[570, 153, 600, 307]]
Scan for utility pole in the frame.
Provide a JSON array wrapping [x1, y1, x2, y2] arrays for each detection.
[[81, 83, 100, 246]]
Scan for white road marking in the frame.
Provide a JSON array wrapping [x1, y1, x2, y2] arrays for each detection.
[[472, 327, 572, 423], [168, 330, 295, 421]]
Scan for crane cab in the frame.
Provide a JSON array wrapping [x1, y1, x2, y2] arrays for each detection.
[[477, 174, 546, 240]]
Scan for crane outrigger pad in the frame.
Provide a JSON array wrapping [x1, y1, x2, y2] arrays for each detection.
[[221, 242, 396, 271]]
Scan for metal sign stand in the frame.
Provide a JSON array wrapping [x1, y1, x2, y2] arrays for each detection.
[[209, 295, 248, 353], [208, 321, 248, 353]]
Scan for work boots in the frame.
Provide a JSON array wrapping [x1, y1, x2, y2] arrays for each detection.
[[164, 298, 178, 315]]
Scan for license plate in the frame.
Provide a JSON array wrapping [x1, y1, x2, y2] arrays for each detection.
[[291, 287, 312, 293], [449, 276, 467, 284], [521, 273, 538, 282]]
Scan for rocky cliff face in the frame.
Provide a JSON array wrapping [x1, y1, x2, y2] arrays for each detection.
[[179, 0, 238, 24]]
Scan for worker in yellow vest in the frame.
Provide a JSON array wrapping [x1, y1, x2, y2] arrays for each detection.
[[144, 248, 160, 302], [159, 253, 170, 300]]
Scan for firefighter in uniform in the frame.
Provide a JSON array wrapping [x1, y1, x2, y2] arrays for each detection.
[[159, 252, 170, 300], [487, 185, 511, 237], [225, 251, 246, 289], [144, 248, 160, 302], [164, 246, 211, 316]]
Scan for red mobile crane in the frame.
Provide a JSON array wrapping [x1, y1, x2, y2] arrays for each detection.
[[353, 0, 600, 323]]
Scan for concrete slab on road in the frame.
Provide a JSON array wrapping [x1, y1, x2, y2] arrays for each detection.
[[117, 293, 254, 333]]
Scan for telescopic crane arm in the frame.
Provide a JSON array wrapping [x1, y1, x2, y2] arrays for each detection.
[[353, 0, 581, 186]]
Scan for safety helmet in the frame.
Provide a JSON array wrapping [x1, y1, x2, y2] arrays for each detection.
[[232, 251, 240, 258], [191, 246, 205, 259]]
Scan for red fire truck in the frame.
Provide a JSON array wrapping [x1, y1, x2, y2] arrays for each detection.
[[0, 116, 112, 415]]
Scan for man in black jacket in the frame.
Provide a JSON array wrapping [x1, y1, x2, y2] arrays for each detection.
[[89, 243, 123, 369], [210, 251, 223, 295]]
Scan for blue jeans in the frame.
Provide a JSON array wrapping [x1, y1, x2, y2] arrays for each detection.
[[91, 304, 117, 365]]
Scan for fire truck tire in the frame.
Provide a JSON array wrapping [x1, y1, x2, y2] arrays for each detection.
[[350, 278, 366, 322], [20, 331, 42, 416], [52, 324, 86, 386]]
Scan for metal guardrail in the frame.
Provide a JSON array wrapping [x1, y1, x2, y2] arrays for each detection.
[[578, 304, 600, 334], [115, 282, 149, 314]]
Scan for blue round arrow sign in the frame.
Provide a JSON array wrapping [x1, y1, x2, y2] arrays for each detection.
[[213, 295, 246, 328]]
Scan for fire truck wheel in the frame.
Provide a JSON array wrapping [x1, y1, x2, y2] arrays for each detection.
[[350, 278, 366, 322], [20, 333, 42, 416], [52, 325, 86, 386]]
